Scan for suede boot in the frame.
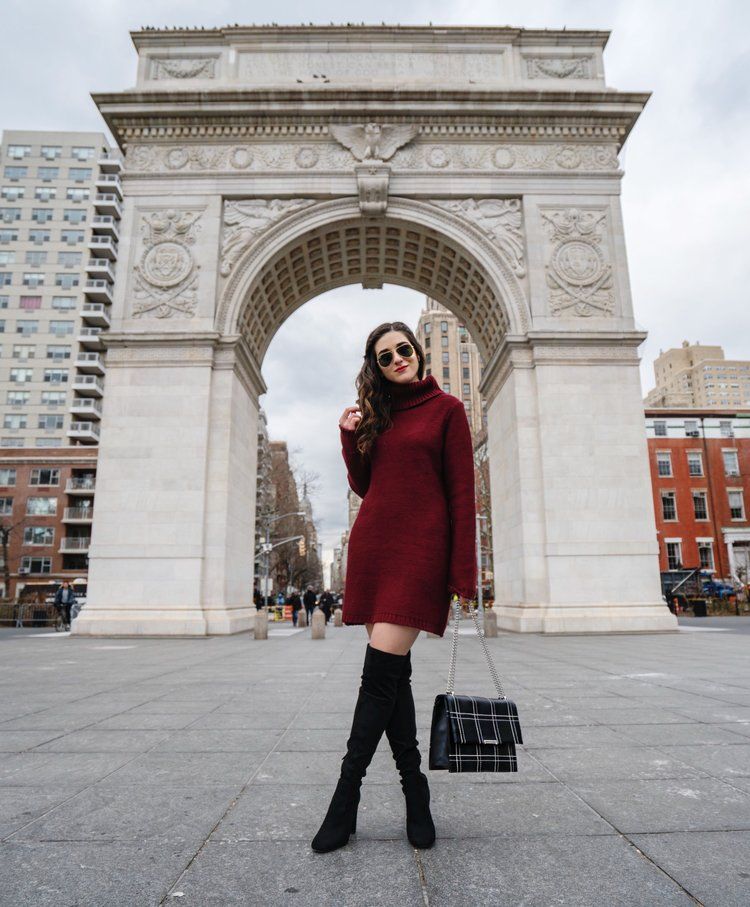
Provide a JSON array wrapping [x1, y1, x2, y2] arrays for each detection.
[[311, 643, 408, 853], [384, 650, 436, 848]]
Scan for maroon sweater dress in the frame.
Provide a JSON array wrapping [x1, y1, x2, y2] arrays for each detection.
[[340, 373, 477, 637]]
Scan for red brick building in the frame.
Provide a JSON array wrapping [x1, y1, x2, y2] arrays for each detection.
[[0, 448, 97, 598], [646, 410, 750, 582]]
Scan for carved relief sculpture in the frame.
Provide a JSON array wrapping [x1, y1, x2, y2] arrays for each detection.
[[541, 207, 615, 317], [220, 199, 316, 277], [431, 199, 526, 278], [329, 124, 419, 161], [132, 209, 202, 318]]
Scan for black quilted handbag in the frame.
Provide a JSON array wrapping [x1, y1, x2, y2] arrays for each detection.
[[429, 596, 523, 773]]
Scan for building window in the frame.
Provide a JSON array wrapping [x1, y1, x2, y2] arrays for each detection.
[[0, 468, 17, 485], [9, 368, 33, 383], [723, 450, 740, 477], [20, 556, 52, 574], [29, 468, 60, 486], [71, 146, 95, 161], [46, 344, 71, 360], [440, 321, 448, 333], [1, 186, 25, 200], [687, 451, 704, 477], [3, 413, 27, 430], [55, 273, 79, 289], [28, 229, 51, 244], [62, 209, 86, 224], [719, 420, 734, 438], [41, 391, 66, 405], [728, 490, 745, 520], [31, 208, 53, 223], [68, 167, 93, 182], [43, 369, 68, 384], [442, 382, 451, 393], [3, 166, 28, 181], [442, 352, 449, 364], [26, 496, 57, 516], [661, 491, 677, 521], [0, 295, 7, 308], [442, 367, 450, 379], [463, 383, 471, 396], [462, 367, 470, 379], [65, 187, 90, 202], [37, 167, 59, 181], [692, 491, 708, 521], [0, 272, 11, 286], [441, 336, 448, 348], [49, 320, 74, 336], [23, 526, 55, 546], [52, 296, 76, 311], [20, 295, 42, 309], [34, 186, 56, 201], [425, 352, 431, 364], [424, 336, 430, 349], [41, 146, 61, 160], [666, 541, 682, 570], [684, 420, 699, 438], [0, 497, 12, 515], [7, 391, 29, 405], [38, 414, 64, 430], [16, 320, 39, 335], [61, 229, 84, 245], [1, 209, 21, 225], [424, 323, 431, 334], [22, 272, 44, 287], [697, 541, 715, 570], [0, 251, 15, 265], [36, 438, 63, 448], [656, 452, 672, 477], [57, 251, 82, 267], [25, 250, 47, 266], [12, 344, 35, 359], [7, 145, 31, 159]]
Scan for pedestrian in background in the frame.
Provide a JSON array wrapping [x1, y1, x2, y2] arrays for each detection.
[[54, 581, 77, 631]]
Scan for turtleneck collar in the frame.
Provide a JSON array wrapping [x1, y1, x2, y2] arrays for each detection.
[[387, 373, 443, 411]]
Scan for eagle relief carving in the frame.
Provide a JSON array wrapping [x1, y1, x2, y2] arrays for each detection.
[[329, 124, 419, 162]]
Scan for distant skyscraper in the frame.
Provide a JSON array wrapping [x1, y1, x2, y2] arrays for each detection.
[[644, 340, 750, 409]]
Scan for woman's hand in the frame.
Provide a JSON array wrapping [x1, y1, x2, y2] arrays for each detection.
[[339, 405, 362, 432]]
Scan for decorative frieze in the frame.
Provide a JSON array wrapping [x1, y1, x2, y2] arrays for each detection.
[[329, 123, 419, 161], [540, 207, 615, 317], [430, 199, 525, 278], [149, 56, 219, 80], [524, 56, 594, 79], [132, 209, 202, 319], [124, 141, 619, 174], [220, 200, 316, 277]]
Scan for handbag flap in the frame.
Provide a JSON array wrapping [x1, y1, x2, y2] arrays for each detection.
[[445, 694, 523, 746]]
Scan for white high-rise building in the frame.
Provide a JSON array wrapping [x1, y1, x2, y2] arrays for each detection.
[[0, 130, 122, 448]]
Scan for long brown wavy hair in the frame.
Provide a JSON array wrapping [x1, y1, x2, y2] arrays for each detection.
[[352, 321, 426, 457]]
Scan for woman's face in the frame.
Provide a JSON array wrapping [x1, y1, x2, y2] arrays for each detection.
[[374, 330, 420, 384]]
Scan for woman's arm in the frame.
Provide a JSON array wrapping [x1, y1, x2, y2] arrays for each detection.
[[442, 401, 478, 599], [340, 426, 371, 498]]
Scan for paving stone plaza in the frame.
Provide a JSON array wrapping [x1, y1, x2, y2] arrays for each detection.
[[1, 617, 749, 906]]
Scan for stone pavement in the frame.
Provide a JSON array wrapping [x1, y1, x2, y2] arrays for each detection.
[[1, 616, 749, 907]]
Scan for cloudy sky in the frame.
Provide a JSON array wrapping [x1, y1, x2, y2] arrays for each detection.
[[2, 1, 747, 581]]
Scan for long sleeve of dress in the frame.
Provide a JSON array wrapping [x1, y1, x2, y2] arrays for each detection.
[[340, 426, 371, 498], [442, 402, 478, 599]]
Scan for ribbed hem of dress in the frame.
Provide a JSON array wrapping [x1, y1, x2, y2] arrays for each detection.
[[343, 609, 448, 636]]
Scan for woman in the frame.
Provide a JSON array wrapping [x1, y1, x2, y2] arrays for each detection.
[[311, 321, 477, 854]]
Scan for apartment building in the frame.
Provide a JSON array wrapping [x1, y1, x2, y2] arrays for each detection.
[[645, 409, 750, 583], [415, 297, 486, 436], [0, 129, 122, 448], [644, 341, 750, 409]]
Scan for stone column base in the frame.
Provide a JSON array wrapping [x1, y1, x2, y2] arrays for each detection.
[[70, 608, 257, 637], [493, 602, 678, 634]]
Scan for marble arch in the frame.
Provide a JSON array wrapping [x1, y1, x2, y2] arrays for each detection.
[[72, 24, 677, 636]]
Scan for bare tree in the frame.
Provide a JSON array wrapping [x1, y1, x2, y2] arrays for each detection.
[[0, 514, 32, 602]]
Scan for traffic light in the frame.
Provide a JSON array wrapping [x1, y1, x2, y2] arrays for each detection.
[[298, 537, 306, 557]]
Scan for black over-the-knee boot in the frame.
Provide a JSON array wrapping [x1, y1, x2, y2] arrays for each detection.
[[384, 650, 436, 848], [311, 643, 407, 853]]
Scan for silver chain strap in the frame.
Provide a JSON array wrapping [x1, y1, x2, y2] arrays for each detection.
[[446, 595, 506, 699]]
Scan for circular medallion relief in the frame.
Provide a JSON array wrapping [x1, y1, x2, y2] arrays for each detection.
[[229, 146, 253, 169], [295, 147, 319, 168], [165, 147, 189, 170], [492, 147, 516, 169], [426, 146, 450, 168], [552, 241, 603, 286], [141, 241, 192, 288]]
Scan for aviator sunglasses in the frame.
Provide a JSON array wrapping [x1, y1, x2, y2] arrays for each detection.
[[376, 342, 415, 368]]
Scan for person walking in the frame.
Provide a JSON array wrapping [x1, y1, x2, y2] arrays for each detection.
[[303, 586, 317, 625], [54, 581, 77, 631], [311, 321, 477, 854], [290, 591, 302, 626], [319, 589, 334, 624]]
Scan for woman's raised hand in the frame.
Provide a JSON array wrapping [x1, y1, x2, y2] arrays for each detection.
[[339, 405, 362, 432]]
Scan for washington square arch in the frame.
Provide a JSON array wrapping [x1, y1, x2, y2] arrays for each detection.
[[71, 24, 678, 638]]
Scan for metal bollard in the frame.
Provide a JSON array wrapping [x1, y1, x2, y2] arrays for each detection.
[[311, 607, 326, 639], [297, 608, 307, 628], [333, 607, 343, 627], [254, 607, 268, 640], [483, 608, 498, 637]]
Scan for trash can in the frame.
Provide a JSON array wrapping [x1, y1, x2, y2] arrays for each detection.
[[692, 599, 707, 618]]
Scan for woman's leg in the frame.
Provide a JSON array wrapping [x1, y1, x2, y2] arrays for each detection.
[[364, 621, 420, 654]]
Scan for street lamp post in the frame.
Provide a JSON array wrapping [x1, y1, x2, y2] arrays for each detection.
[[259, 511, 305, 605]]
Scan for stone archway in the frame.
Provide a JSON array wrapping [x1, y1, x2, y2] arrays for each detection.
[[72, 23, 677, 635]]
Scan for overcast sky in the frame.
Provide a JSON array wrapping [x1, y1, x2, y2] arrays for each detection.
[[2, 1, 747, 581]]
